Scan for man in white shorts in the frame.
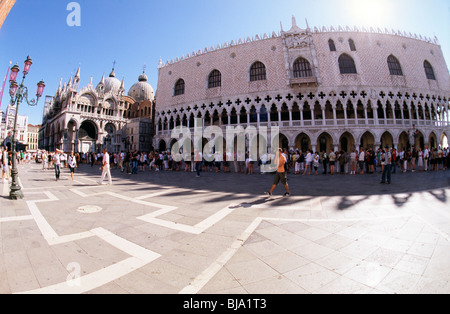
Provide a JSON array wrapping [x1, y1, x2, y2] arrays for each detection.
[[99, 148, 112, 185]]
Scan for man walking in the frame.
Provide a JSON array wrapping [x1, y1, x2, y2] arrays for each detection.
[[381, 146, 392, 184], [265, 148, 290, 197], [53, 149, 62, 181], [99, 148, 112, 185]]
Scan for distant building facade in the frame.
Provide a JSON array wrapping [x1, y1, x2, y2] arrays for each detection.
[[27, 124, 40, 151], [1, 104, 28, 151]]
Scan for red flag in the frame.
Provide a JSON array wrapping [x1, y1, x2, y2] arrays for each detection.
[[0, 62, 11, 110]]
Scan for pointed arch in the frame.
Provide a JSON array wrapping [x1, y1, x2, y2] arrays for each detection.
[[174, 78, 185, 96], [328, 39, 336, 52], [208, 69, 221, 88], [338, 54, 357, 74], [387, 55, 403, 76], [249, 61, 267, 81], [293, 57, 313, 78], [424, 60, 436, 80]]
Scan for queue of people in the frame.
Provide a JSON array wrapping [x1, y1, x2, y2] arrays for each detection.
[[286, 146, 449, 176], [2, 144, 448, 187]]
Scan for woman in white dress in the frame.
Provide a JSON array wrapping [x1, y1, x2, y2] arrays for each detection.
[[417, 148, 424, 171]]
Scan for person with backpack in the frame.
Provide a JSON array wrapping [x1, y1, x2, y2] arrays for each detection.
[[265, 148, 290, 197]]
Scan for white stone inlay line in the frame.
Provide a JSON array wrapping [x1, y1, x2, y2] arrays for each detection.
[[18, 227, 161, 294], [70, 188, 178, 211], [179, 217, 263, 294], [16, 190, 162, 294], [0, 215, 34, 223], [138, 205, 238, 234], [20, 257, 149, 294]]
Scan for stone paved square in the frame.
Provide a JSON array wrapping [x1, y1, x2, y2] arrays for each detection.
[[0, 162, 449, 294]]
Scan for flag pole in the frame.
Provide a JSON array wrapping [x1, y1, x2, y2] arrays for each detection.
[[0, 61, 12, 110]]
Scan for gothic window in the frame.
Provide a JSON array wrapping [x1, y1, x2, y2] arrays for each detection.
[[174, 79, 185, 96], [208, 69, 221, 88], [349, 39, 356, 51], [424, 60, 436, 80], [293, 57, 313, 78], [328, 39, 336, 52], [387, 55, 403, 76], [250, 61, 266, 81], [338, 54, 357, 74]]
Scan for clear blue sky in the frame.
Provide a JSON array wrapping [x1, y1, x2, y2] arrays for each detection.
[[1, 0, 449, 125]]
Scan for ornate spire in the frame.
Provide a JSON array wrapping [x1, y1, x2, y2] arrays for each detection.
[[99, 73, 105, 85], [109, 60, 116, 77], [120, 76, 125, 90], [75, 65, 81, 78]]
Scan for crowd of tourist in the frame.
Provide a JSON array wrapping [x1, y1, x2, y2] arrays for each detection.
[[1, 144, 449, 184], [43, 146, 450, 175]]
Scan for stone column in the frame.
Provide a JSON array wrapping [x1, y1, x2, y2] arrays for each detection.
[[408, 104, 413, 125], [343, 105, 348, 126], [332, 105, 337, 126], [373, 105, 379, 125], [257, 110, 261, 128], [364, 105, 368, 125]]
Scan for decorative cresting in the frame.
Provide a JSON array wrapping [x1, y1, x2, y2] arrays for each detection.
[[158, 19, 440, 69]]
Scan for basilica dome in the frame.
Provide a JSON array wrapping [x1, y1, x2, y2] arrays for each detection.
[[104, 69, 122, 93], [128, 72, 155, 102]]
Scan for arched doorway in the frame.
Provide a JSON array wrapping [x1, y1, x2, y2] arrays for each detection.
[[317, 132, 333, 153], [380, 131, 394, 150], [429, 132, 437, 149], [441, 132, 449, 148], [295, 133, 311, 152], [276, 133, 289, 150], [360, 131, 375, 150], [79, 120, 98, 153], [398, 131, 409, 150], [415, 130, 425, 150], [159, 140, 167, 152], [339, 132, 355, 152]]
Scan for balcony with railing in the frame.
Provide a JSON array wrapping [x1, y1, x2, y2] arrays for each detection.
[[156, 116, 450, 137]]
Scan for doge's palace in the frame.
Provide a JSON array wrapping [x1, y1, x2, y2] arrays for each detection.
[[154, 17, 449, 154]]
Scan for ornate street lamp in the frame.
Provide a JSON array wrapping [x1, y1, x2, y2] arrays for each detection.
[[8, 56, 45, 200]]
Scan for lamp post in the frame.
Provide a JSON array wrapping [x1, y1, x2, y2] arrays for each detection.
[[8, 56, 45, 200]]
